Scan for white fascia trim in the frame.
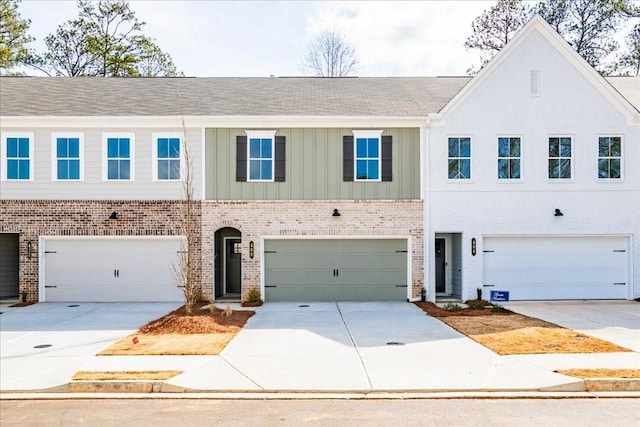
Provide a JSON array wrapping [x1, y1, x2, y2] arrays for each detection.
[[1, 115, 428, 129]]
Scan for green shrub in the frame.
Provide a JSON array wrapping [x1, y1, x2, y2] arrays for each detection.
[[466, 299, 489, 310], [247, 288, 261, 303], [442, 303, 463, 312], [491, 304, 511, 313]]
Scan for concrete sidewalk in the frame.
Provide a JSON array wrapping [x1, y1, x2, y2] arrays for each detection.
[[1, 301, 638, 394]]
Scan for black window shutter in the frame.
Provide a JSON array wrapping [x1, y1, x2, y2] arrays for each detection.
[[274, 135, 286, 182], [381, 135, 392, 181], [343, 135, 354, 181], [236, 135, 247, 182]]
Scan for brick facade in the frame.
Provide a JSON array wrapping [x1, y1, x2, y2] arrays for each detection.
[[0, 200, 201, 302], [201, 200, 424, 301]]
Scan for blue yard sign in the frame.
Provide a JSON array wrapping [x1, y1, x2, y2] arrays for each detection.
[[490, 290, 510, 302]]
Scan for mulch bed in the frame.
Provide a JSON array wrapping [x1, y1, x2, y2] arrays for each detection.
[[139, 302, 254, 335], [414, 301, 512, 317]]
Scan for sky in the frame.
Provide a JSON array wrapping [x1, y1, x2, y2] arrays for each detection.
[[15, 1, 640, 77]]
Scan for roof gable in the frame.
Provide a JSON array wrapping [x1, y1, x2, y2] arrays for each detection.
[[438, 15, 639, 122]]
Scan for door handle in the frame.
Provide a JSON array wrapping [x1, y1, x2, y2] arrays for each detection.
[[114, 269, 119, 278], [336, 269, 339, 277]]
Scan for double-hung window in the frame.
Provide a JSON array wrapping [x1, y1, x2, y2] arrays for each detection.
[[598, 136, 621, 179], [448, 137, 471, 180], [246, 130, 275, 182], [52, 134, 83, 180], [353, 131, 382, 181], [497, 137, 521, 180], [103, 134, 134, 181], [2, 133, 33, 181], [153, 134, 181, 180], [548, 136, 572, 179]]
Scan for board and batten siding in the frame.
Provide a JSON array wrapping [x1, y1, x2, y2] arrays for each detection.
[[205, 128, 420, 200], [0, 127, 203, 200]]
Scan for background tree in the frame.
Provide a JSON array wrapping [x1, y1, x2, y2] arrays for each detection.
[[303, 30, 358, 77], [614, 23, 640, 75], [465, 0, 639, 74], [464, 0, 527, 72], [34, 0, 180, 76], [0, 0, 33, 74]]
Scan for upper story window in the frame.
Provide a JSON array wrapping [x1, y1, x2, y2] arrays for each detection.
[[548, 136, 572, 180], [246, 130, 276, 182], [103, 133, 134, 181], [353, 130, 382, 181], [1, 133, 33, 181], [52, 134, 83, 181], [153, 134, 181, 181], [598, 136, 621, 179], [448, 137, 471, 180], [498, 137, 521, 180], [343, 131, 391, 182]]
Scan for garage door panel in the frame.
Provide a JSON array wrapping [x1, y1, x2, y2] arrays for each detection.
[[483, 236, 628, 300], [44, 238, 184, 302], [265, 239, 408, 302]]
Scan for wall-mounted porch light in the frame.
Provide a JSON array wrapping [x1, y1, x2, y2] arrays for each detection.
[[249, 241, 254, 259], [554, 209, 563, 217], [471, 238, 476, 256], [109, 211, 119, 220], [27, 240, 33, 259], [332, 209, 341, 217]]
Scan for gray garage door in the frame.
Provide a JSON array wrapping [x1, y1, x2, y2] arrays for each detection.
[[264, 239, 408, 301]]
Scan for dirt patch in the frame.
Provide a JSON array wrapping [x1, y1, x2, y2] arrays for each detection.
[[9, 302, 36, 308], [73, 371, 182, 381], [99, 303, 254, 355], [415, 302, 632, 355], [556, 369, 640, 379]]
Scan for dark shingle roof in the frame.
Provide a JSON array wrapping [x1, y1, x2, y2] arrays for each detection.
[[0, 76, 471, 117]]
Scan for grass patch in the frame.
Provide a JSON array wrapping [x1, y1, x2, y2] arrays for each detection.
[[98, 303, 254, 356], [73, 370, 182, 381], [556, 369, 640, 379], [415, 302, 632, 355]]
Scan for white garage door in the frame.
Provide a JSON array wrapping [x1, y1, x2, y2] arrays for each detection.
[[43, 238, 184, 302], [483, 236, 628, 300]]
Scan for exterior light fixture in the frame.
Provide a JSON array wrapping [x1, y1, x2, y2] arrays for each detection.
[[471, 238, 476, 256], [27, 240, 33, 259], [554, 209, 563, 217], [109, 211, 119, 220], [249, 241, 254, 259], [332, 209, 341, 217]]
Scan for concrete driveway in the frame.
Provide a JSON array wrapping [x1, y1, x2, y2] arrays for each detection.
[[0, 302, 181, 391], [2, 300, 638, 392]]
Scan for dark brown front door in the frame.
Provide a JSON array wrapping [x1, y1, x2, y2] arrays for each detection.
[[0, 234, 19, 299], [225, 239, 242, 294], [435, 238, 446, 293]]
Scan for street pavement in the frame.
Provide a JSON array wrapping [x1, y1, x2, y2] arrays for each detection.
[[0, 300, 638, 393]]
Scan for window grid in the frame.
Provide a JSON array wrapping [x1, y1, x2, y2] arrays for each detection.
[[355, 137, 380, 181], [248, 137, 273, 181], [598, 136, 621, 179], [498, 137, 521, 180], [6, 136, 31, 180], [548, 137, 572, 179], [448, 137, 471, 180], [157, 137, 181, 180], [107, 137, 131, 180], [56, 137, 81, 180]]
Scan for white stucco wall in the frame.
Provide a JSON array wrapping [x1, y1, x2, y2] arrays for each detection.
[[427, 28, 640, 300]]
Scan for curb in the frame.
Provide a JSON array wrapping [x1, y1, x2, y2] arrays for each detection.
[[3, 377, 637, 395]]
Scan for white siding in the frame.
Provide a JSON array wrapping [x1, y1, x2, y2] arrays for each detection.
[[428, 28, 640, 301], [0, 127, 203, 200]]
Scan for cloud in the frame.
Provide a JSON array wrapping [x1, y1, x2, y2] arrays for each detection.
[[306, 1, 496, 76]]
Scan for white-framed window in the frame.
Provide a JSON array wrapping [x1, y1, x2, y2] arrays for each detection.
[[498, 136, 521, 180], [548, 136, 572, 180], [598, 136, 622, 180], [353, 130, 383, 181], [1, 132, 34, 181], [246, 130, 276, 182], [51, 133, 84, 181], [448, 136, 471, 180], [152, 133, 182, 181], [102, 133, 135, 181]]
